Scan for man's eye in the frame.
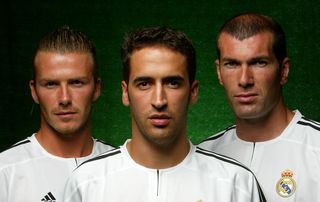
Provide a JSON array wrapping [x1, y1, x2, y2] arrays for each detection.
[[137, 81, 150, 90], [167, 80, 180, 88], [224, 61, 238, 68], [45, 82, 57, 88], [253, 60, 268, 67], [71, 80, 84, 86]]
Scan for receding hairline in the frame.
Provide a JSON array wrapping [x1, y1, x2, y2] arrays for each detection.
[[217, 30, 275, 48], [33, 50, 97, 80], [34, 50, 95, 64], [218, 13, 277, 40]]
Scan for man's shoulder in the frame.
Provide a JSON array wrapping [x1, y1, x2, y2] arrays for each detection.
[[76, 148, 122, 172], [93, 138, 115, 153], [0, 137, 35, 169], [296, 116, 320, 133], [193, 147, 254, 177], [198, 125, 236, 149], [289, 115, 320, 149]]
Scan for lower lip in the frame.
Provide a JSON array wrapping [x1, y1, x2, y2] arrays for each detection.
[[149, 118, 170, 127]]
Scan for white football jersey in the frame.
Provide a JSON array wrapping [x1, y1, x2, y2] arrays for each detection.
[[0, 134, 114, 202], [63, 140, 266, 202], [199, 110, 320, 201]]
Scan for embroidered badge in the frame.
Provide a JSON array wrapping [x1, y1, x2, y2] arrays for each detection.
[[276, 169, 296, 198]]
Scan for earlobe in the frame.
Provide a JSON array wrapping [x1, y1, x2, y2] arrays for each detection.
[[121, 81, 130, 106], [29, 80, 39, 104], [280, 57, 290, 85]]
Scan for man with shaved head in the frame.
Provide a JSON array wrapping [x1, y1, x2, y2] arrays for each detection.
[[199, 13, 320, 201]]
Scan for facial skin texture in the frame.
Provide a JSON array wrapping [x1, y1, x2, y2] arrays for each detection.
[[122, 46, 198, 167], [30, 52, 101, 141], [216, 32, 290, 124]]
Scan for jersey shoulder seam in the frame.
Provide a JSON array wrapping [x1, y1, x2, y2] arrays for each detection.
[[78, 148, 121, 168], [200, 125, 235, 143]]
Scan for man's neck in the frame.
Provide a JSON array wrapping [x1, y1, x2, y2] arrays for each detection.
[[236, 102, 294, 142], [35, 128, 93, 158], [126, 135, 190, 169]]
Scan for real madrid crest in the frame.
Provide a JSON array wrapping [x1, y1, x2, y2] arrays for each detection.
[[276, 169, 296, 198]]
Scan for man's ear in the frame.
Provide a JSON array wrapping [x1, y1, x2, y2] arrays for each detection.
[[280, 57, 290, 85], [121, 80, 130, 106], [29, 80, 39, 104], [92, 78, 101, 102], [189, 80, 199, 104], [215, 59, 223, 85]]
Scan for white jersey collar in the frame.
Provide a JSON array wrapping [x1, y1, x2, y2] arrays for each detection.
[[120, 139, 195, 172]]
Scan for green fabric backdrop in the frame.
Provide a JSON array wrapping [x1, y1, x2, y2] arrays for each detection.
[[1, 0, 320, 151]]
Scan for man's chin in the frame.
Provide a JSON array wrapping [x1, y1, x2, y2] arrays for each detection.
[[55, 127, 82, 139], [144, 132, 179, 148]]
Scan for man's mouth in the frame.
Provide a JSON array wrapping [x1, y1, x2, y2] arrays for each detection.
[[149, 114, 171, 127]]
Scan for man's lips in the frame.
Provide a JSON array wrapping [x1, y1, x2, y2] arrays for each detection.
[[149, 114, 171, 127], [54, 111, 77, 119], [234, 93, 258, 103]]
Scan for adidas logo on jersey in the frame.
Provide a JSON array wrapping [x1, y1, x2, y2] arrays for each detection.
[[41, 192, 56, 202]]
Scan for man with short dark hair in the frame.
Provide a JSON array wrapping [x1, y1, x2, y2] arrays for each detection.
[[0, 26, 113, 202], [199, 13, 320, 201], [63, 26, 265, 202]]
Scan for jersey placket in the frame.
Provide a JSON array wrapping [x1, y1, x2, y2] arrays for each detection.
[[249, 142, 263, 173], [149, 169, 166, 202]]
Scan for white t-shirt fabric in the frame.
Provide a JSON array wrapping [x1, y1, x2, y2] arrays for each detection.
[[63, 140, 266, 202], [199, 110, 320, 202], [0, 134, 114, 202]]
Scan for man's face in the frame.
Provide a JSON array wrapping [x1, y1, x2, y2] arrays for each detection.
[[216, 32, 289, 121], [30, 52, 100, 137], [122, 46, 198, 146]]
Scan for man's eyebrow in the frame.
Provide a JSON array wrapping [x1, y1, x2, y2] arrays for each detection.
[[133, 76, 152, 83], [221, 56, 271, 63], [68, 77, 90, 81], [162, 75, 184, 82], [248, 56, 271, 62], [221, 57, 240, 63]]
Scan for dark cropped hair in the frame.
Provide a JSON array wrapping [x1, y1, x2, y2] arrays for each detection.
[[217, 13, 287, 64], [121, 26, 196, 84], [33, 26, 98, 80]]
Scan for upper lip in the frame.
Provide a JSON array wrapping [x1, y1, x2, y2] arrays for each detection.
[[55, 111, 76, 115], [149, 114, 171, 119], [235, 92, 258, 97]]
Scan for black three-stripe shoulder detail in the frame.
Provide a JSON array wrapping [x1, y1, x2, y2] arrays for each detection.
[[10, 140, 31, 149], [200, 125, 235, 143], [298, 118, 320, 131], [195, 147, 266, 202], [301, 117, 320, 126], [196, 147, 250, 171], [1, 139, 31, 152], [78, 148, 121, 168], [96, 139, 116, 148]]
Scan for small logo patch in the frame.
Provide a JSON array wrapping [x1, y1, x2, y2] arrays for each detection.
[[41, 192, 56, 202], [276, 169, 296, 198]]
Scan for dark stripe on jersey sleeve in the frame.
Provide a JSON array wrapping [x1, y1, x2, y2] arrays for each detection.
[[96, 139, 116, 148], [9, 140, 31, 149], [78, 149, 121, 168], [1, 139, 31, 152], [297, 120, 320, 131], [195, 148, 266, 202], [200, 125, 236, 143], [301, 117, 320, 126]]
